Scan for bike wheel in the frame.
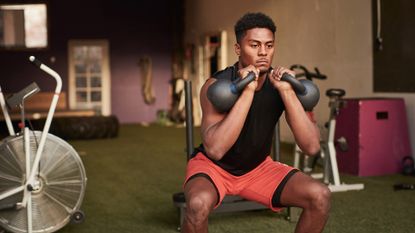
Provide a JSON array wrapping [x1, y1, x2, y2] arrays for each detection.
[[0, 131, 87, 233]]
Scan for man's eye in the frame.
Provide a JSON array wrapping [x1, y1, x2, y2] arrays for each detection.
[[251, 44, 258, 48], [267, 44, 274, 49]]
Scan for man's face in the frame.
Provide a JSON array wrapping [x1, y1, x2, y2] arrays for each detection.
[[235, 28, 275, 74]]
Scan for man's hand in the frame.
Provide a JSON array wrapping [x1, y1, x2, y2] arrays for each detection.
[[269, 66, 296, 92], [238, 65, 259, 92]]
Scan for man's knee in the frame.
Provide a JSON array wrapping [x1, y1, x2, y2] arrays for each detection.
[[307, 183, 331, 213], [185, 194, 214, 225]]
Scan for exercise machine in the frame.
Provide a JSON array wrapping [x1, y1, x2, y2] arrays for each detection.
[[0, 57, 87, 233], [292, 66, 364, 192]]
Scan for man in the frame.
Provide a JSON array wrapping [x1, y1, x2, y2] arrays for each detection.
[[182, 12, 330, 233]]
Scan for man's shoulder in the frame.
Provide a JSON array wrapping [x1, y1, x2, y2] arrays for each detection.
[[212, 64, 238, 80]]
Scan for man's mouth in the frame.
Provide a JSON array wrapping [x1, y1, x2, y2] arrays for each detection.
[[256, 59, 268, 65]]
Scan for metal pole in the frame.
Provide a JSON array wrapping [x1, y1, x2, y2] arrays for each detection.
[[273, 122, 280, 161], [184, 80, 194, 160]]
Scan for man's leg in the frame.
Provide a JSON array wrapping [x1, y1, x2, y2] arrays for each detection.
[[278, 172, 331, 233], [182, 176, 218, 233]]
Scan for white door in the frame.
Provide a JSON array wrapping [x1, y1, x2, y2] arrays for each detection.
[[68, 40, 111, 116]]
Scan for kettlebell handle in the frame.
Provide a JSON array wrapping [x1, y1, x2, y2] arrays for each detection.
[[235, 71, 306, 95], [232, 71, 256, 93], [207, 69, 320, 113], [280, 73, 306, 94]]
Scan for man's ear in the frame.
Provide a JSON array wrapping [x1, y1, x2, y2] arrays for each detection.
[[234, 43, 241, 56]]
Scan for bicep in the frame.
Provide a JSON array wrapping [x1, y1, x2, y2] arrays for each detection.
[[200, 79, 227, 139], [284, 109, 307, 133], [284, 108, 319, 137]]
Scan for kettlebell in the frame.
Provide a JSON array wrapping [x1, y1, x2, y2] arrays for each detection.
[[402, 156, 415, 176], [207, 71, 320, 112], [280, 73, 320, 111], [207, 72, 256, 113]]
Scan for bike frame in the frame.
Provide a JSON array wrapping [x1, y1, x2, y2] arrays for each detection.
[[0, 56, 62, 233]]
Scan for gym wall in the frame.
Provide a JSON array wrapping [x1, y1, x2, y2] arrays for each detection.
[[0, 0, 182, 124], [184, 0, 415, 154]]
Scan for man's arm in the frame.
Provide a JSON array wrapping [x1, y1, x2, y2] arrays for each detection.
[[200, 67, 259, 161], [269, 67, 320, 155], [281, 90, 320, 155]]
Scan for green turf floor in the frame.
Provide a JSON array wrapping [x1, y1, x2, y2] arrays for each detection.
[[56, 124, 415, 233]]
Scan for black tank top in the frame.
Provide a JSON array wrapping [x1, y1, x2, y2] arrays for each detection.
[[194, 63, 285, 176]]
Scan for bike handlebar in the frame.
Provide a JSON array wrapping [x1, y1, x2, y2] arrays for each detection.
[[290, 64, 327, 81], [29, 56, 62, 94]]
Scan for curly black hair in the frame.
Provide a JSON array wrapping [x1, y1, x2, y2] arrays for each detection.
[[234, 12, 276, 43]]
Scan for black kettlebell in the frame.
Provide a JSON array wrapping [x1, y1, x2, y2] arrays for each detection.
[[207, 71, 256, 113], [402, 156, 415, 176], [207, 71, 320, 113], [280, 73, 320, 111]]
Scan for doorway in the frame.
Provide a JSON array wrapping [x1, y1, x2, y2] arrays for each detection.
[[68, 40, 111, 116]]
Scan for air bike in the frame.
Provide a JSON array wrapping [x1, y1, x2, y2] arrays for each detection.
[[290, 65, 364, 192], [0, 56, 87, 233]]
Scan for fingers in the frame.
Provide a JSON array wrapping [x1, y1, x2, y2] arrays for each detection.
[[270, 66, 295, 81], [239, 65, 259, 80]]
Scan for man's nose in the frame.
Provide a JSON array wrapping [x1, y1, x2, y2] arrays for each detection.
[[258, 45, 267, 56]]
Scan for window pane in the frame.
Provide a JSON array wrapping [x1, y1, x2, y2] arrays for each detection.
[[76, 91, 87, 102], [90, 62, 101, 73], [75, 64, 87, 73], [91, 76, 101, 87], [24, 4, 47, 48], [76, 76, 87, 87], [88, 46, 102, 60], [1, 10, 25, 47], [74, 46, 88, 61], [91, 91, 101, 102]]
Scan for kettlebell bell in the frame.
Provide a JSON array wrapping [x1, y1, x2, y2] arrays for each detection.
[[402, 156, 415, 176]]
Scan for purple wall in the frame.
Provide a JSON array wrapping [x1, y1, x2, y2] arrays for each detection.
[[0, 0, 182, 123]]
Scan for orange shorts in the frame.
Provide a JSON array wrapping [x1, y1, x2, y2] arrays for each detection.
[[184, 152, 297, 212]]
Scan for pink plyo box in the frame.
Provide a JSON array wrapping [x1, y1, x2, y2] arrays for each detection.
[[334, 98, 412, 176]]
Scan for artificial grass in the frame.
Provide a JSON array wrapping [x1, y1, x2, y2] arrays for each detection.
[[57, 124, 415, 233]]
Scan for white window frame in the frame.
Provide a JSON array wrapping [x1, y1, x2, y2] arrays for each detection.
[[68, 39, 111, 116]]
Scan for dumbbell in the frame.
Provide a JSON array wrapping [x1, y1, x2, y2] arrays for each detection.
[[207, 71, 320, 113]]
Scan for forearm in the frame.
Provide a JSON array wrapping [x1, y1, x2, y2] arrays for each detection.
[[281, 89, 320, 155], [202, 89, 255, 160]]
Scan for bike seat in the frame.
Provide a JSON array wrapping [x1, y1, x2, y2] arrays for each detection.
[[6, 82, 40, 109]]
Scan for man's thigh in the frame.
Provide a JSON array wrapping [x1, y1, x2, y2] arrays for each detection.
[[238, 157, 296, 211]]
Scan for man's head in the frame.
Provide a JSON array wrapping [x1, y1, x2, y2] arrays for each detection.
[[234, 12, 277, 73], [234, 12, 276, 44]]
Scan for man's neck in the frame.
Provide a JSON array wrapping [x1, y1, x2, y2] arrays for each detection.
[[255, 72, 268, 91]]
